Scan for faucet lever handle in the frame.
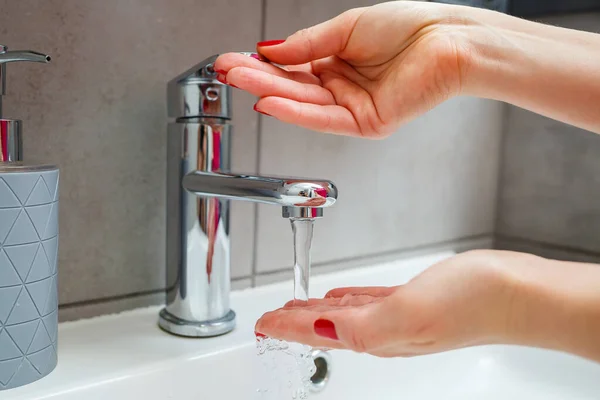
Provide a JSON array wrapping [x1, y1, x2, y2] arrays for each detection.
[[167, 54, 231, 120]]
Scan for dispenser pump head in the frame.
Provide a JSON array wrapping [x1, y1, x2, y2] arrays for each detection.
[[0, 45, 51, 163]]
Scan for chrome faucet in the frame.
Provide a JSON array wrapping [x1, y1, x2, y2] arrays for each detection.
[[159, 54, 338, 337]]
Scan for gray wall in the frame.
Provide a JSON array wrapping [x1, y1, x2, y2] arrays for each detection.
[[496, 12, 600, 263], [2, 0, 503, 320]]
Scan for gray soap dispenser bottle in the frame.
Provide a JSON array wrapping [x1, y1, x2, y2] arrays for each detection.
[[0, 45, 59, 391]]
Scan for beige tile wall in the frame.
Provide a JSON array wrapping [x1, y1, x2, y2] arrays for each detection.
[[1, 0, 504, 320], [0, 0, 262, 316], [496, 12, 600, 262]]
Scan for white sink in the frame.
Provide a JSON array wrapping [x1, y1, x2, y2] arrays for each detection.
[[5, 252, 600, 400]]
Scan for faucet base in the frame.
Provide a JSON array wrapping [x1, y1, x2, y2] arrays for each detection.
[[158, 308, 236, 338]]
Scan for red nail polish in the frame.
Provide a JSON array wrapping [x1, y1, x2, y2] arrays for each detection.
[[216, 72, 238, 88], [314, 319, 338, 340], [255, 331, 267, 339], [216, 73, 227, 84], [257, 39, 285, 47], [214, 69, 227, 75], [253, 104, 271, 116]]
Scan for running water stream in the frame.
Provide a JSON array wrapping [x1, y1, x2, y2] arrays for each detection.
[[255, 218, 317, 399]]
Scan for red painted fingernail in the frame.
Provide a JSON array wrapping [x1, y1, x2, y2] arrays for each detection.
[[214, 69, 227, 75], [255, 331, 267, 339], [253, 103, 271, 116], [314, 319, 338, 340], [250, 53, 261, 61], [257, 39, 285, 47], [216, 72, 239, 88], [216, 73, 227, 84]]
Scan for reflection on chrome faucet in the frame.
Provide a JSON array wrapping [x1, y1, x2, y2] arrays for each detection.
[[159, 55, 338, 338]]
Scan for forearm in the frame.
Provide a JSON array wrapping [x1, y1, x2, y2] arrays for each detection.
[[506, 255, 600, 362], [461, 9, 600, 133]]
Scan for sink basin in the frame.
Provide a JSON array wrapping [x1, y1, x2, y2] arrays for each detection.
[[317, 345, 599, 400], [5, 251, 600, 399]]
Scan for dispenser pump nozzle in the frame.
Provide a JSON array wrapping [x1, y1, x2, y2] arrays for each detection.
[[0, 45, 51, 163]]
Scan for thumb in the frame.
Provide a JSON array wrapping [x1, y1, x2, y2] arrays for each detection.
[[316, 301, 395, 353], [257, 7, 366, 65]]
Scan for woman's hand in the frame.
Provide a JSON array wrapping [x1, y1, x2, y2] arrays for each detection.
[[214, 1, 474, 138], [255, 250, 520, 357], [256, 250, 600, 362], [215, 1, 600, 136]]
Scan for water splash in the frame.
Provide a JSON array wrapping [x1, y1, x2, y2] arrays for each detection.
[[255, 336, 316, 399], [254, 218, 317, 398]]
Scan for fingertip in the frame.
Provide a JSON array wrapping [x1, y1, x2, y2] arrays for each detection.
[[254, 312, 271, 333], [283, 299, 296, 308], [325, 288, 347, 298], [213, 53, 239, 73], [257, 39, 286, 48], [213, 52, 258, 73], [253, 102, 273, 117], [255, 331, 267, 339]]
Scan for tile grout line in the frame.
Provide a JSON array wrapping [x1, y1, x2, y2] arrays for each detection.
[[495, 234, 600, 258], [58, 276, 254, 310], [58, 288, 166, 310], [59, 231, 600, 314], [253, 233, 495, 278], [492, 103, 511, 245], [61, 233, 478, 312], [59, 232, 506, 312], [250, 0, 268, 288]]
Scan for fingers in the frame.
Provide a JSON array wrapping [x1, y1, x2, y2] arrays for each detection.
[[319, 71, 390, 138], [325, 286, 396, 299], [257, 8, 368, 65], [320, 302, 396, 353], [283, 297, 342, 308], [254, 97, 360, 136], [226, 67, 336, 106], [283, 293, 383, 308], [256, 300, 397, 354], [214, 53, 320, 85], [256, 307, 347, 350]]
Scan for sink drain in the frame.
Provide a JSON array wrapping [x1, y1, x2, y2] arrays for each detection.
[[309, 349, 332, 393]]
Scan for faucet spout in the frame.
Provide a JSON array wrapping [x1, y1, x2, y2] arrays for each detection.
[[182, 171, 337, 218]]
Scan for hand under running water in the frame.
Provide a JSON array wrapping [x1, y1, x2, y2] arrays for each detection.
[[255, 250, 600, 362], [256, 251, 516, 357]]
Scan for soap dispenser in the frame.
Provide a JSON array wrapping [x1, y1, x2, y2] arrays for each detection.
[[0, 45, 59, 391]]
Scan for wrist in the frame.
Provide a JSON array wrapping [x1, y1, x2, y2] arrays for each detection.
[[429, 7, 527, 99], [504, 256, 600, 361], [454, 9, 530, 99], [457, 9, 600, 132]]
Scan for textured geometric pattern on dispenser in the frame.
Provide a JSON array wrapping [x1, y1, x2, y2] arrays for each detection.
[[0, 169, 59, 390]]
